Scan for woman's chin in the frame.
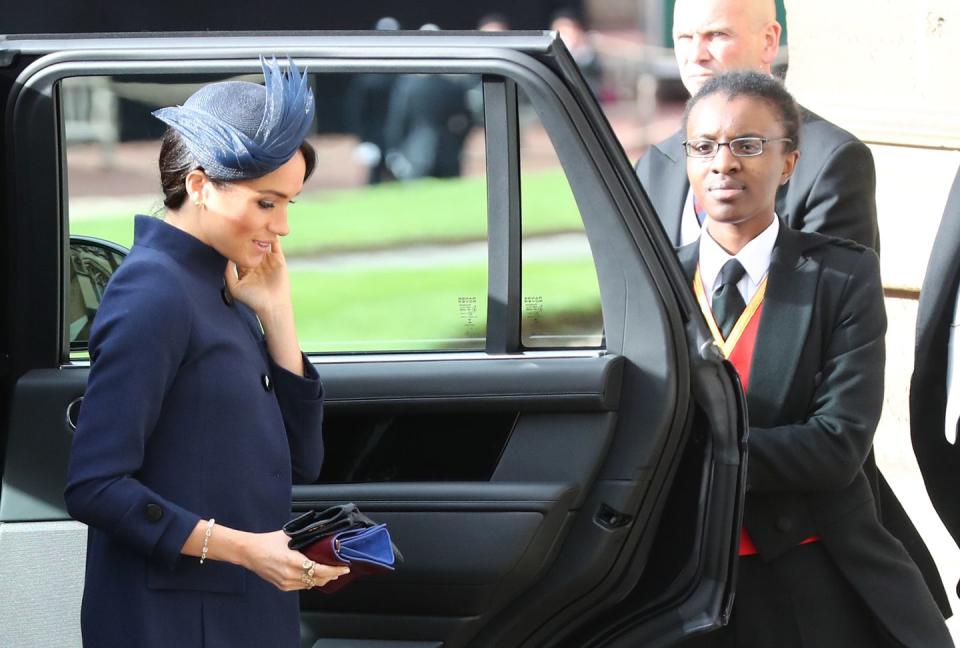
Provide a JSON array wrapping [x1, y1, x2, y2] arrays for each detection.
[[232, 252, 266, 270]]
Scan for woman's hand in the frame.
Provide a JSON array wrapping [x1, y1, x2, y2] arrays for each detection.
[[224, 239, 292, 319], [223, 240, 304, 375], [239, 530, 349, 591]]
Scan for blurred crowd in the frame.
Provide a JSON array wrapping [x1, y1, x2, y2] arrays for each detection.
[[345, 10, 601, 185]]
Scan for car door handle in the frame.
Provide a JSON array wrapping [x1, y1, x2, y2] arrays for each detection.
[[66, 397, 83, 433]]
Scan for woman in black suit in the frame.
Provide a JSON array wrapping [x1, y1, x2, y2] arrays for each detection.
[[674, 70, 951, 647], [65, 57, 348, 647]]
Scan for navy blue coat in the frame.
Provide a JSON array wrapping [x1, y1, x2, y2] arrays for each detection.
[[65, 216, 325, 648]]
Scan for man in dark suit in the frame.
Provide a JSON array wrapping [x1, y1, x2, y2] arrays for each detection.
[[675, 70, 950, 647], [911, 166, 960, 583], [384, 73, 472, 181], [636, 0, 879, 251], [644, 0, 950, 618]]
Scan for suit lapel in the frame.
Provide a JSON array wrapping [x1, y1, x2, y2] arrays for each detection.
[[651, 131, 690, 246], [676, 241, 698, 283], [746, 227, 819, 425], [774, 107, 815, 227], [917, 167, 960, 358]]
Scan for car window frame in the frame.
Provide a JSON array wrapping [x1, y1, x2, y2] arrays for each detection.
[[2, 34, 745, 646], [12, 48, 614, 363]]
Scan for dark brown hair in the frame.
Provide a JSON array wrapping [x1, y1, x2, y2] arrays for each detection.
[[158, 129, 317, 209]]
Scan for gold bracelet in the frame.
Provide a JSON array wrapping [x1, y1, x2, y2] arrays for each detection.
[[200, 518, 215, 564]]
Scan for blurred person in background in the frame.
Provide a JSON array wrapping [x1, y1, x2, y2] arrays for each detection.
[[635, 0, 878, 252], [466, 14, 512, 124], [550, 8, 602, 97], [477, 12, 510, 32], [344, 17, 401, 185], [384, 25, 473, 181]]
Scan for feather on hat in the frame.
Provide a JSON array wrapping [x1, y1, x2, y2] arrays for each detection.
[[153, 56, 315, 180]]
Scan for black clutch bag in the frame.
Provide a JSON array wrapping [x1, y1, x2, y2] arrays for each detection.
[[283, 503, 402, 593]]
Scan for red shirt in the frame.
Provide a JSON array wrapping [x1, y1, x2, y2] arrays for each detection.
[[693, 270, 819, 557]]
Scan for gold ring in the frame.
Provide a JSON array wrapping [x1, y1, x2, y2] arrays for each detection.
[[301, 559, 315, 571], [307, 566, 316, 577]]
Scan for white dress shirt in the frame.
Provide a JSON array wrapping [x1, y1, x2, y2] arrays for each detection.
[[698, 216, 779, 308], [680, 188, 702, 247], [944, 289, 960, 443]]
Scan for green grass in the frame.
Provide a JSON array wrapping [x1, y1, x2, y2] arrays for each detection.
[[69, 169, 601, 354], [69, 255, 602, 359], [69, 170, 584, 255], [291, 256, 602, 353]]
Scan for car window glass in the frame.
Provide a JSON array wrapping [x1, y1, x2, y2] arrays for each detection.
[[63, 72, 488, 355], [517, 89, 604, 348], [67, 239, 127, 349]]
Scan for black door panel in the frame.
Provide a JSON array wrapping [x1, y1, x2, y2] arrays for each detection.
[[0, 367, 87, 520], [320, 355, 623, 412], [294, 482, 577, 615], [1, 356, 620, 521]]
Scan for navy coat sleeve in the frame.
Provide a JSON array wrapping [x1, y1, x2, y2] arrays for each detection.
[[747, 249, 886, 492], [269, 355, 325, 483], [65, 258, 202, 569]]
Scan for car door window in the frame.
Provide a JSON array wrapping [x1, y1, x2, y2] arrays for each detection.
[[517, 88, 603, 348], [63, 72, 490, 355]]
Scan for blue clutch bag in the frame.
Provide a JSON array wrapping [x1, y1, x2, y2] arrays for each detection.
[[285, 504, 402, 593]]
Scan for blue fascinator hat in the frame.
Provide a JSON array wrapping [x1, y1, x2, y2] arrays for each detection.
[[152, 56, 315, 181]]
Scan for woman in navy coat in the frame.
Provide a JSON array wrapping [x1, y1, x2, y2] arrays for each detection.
[[64, 58, 348, 647]]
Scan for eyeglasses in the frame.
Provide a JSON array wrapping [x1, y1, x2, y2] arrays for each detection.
[[682, 137, 794, 158]]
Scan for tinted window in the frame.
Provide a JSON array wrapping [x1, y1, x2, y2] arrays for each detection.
[[517, 89, 604, 348], [62, 72, 489, 354]]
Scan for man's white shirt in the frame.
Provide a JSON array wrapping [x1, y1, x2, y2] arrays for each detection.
[[680, 189, 702, 247], [698, 215, 779, 308], [944, 290, 960, 443]]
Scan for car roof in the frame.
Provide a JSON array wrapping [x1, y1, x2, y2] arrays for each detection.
[[0, 31, 560, 57]]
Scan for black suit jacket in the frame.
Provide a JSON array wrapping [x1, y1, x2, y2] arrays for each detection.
[[912, 166, 960, 565], [678, 227, 950, 647], [637, 108, 880, 251]]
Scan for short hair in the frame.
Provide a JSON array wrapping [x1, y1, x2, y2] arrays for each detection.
[[682, 70, 801, 152]]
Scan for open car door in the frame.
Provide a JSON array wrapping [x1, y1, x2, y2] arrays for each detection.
[[0, 32, 748, 647]]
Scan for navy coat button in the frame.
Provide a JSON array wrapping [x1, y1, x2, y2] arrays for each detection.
[[262, 374, 273, 391], [775, 516, 793, 532], [220, 287, 234, 306], [145, 503, 163, 522]]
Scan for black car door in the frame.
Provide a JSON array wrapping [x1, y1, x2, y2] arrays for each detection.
[[0, 33, 747, 648]]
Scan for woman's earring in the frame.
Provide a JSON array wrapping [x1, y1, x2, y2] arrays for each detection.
[[194, 199, 204, 208]]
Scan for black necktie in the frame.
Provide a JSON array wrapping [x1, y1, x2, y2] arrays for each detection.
[[712, 259, 747, 338]]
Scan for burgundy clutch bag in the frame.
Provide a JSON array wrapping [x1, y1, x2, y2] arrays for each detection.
[[284, 504, 402, 593]]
